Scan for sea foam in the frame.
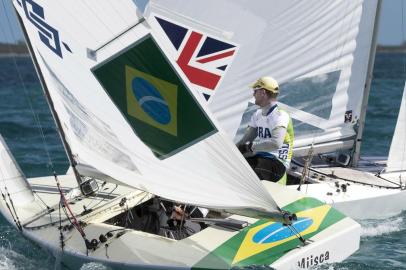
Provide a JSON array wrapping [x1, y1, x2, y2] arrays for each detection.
[[360, 216, 404, 237]]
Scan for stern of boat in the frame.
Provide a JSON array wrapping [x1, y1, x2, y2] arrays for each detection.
[[182, 181, 360, 269]]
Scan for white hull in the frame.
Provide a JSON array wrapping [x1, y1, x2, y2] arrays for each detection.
[[0, 173, 360, 269], [289, 157, 406, 220], [290, 182, 406, 220], [0, 131, 359, 269]]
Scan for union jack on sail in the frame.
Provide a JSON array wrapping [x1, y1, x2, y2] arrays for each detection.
[[154, 16, 238, 101]]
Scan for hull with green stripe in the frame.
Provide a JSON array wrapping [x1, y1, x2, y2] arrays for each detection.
[[193, 197, 346, 269]]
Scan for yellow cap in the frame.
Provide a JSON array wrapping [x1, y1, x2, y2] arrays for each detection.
[[251, 76, 279, 93]]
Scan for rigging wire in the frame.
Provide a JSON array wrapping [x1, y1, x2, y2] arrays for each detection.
[[4, 186, 22, 230], [0, 0, 57, 175], [0, 188, 22, 231], [54, 173, 86, 237], [297, 145, 314, 191], [0, 1, 59, 220], [58, 199, 64, 249], [400, 0, 406, 181], [52, 173, 94, 253], [3, 3, 96, 239], [287, 224, 307, 245], [0, 0, 55, 227], [84, 182, 118, 210], [32, 190, 52, 211]]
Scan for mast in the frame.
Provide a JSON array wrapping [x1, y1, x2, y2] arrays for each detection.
[[351, 0, 382, 167], [14, 9, 83, 187]]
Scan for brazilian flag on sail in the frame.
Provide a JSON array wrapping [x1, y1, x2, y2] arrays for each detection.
[[93, 35, 217, 159]]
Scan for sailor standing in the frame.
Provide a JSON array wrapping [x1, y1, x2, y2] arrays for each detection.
[[237, 76, 294, 184]]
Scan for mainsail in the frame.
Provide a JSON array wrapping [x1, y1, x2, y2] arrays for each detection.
[[144, 0, 379, 156], [13, 0, 280, 213]]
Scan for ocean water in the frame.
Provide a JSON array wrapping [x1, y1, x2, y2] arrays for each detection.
[[0, 52, 405, 269]]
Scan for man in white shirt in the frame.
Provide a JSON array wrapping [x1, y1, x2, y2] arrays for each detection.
[[237, 76, 294, 184]]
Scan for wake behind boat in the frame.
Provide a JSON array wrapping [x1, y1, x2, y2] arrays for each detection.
[[0, 0, 361, 269]]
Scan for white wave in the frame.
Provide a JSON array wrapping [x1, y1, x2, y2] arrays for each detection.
[[0, 246, 49, 270], [360, 216, 403, 237], [0, 252, 17, 270], [311, 263, 351, 270], [80, 262, 112, 270]]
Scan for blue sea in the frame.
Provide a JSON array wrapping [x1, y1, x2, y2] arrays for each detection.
[[0, 53, 405, 270]]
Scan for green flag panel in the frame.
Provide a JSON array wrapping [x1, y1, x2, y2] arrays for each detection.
[[93, 36, 217, 159]]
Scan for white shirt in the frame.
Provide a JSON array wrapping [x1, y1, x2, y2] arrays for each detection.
[[249, 103, 293, 168]]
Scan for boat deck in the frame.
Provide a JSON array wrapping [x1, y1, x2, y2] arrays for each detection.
[[23, 174, 150, 228], [291, 156, 402, 188]]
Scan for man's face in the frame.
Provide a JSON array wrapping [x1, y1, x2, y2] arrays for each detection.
[[253, 88, 268, 106]]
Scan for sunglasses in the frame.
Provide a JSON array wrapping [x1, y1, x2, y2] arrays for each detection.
[[253, 88, 265, 93]]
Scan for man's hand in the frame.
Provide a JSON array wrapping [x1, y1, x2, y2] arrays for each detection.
[[238, 142, 253, 154], [171, 205, 186, 220]]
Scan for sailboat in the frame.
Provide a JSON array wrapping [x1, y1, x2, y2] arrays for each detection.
[[0, 0, 360, 269], [145, 0, 406, 219]]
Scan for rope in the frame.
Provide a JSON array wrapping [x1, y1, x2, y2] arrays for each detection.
[[58, 199, 64, 250], [4, 187, 22, 230], [53, 173, 93, 254], [54, 173, 86, 238], [297, 145, 314, 191], [32, 190, 52, 210], [287, 224, 307, 245]]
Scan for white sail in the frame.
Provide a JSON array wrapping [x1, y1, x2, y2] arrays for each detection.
[[386, 83, 406, 172], [0, 135, 34, 206], [13, 0, 280, 213], [145, 0, 379, 155]]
